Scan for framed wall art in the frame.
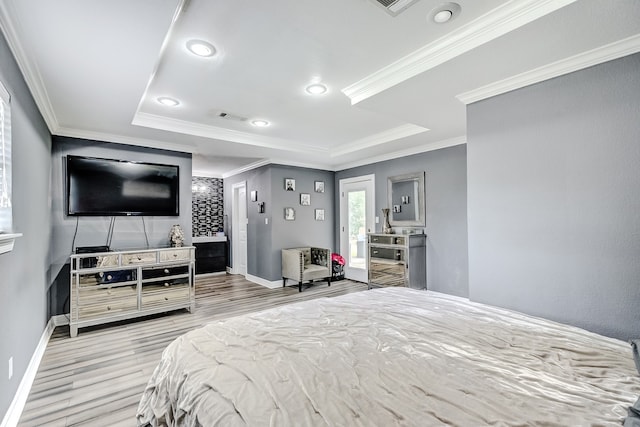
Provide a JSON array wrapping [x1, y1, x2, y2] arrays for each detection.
[[285, 178, 295, 191], [284, 207, 295, 220]]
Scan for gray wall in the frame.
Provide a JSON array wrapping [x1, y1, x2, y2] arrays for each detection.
[[335, 145, 469, 297], [48, 136, 192, 315], [224, 164, 335, 282], [0, 30, 52, 420], [467, 53, 640, 340]]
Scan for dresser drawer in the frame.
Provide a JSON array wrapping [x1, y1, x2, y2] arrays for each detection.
[[369, 261, 406, 287], [159, 249, 191, 262], [122, 252, 157, 265], [142, 265, 189, 280], [141, 279, 190, 309], [76, 291, 138, 321]]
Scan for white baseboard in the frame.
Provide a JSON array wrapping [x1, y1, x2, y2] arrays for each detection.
[[195, 271, 227, 278], [1, 317, 56, 427], [246, 274, 281, 289], [52, 314, 69, 326]]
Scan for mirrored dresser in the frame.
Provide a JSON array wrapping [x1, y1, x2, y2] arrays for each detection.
[[367, 233, 426, 289]]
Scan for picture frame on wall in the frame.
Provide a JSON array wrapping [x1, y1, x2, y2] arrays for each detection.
[[300, 193, 311, 206], [258, 202, 265, 213], [393, 204, 401, 213], [250, 190, 258, 202], [314, 181, 325, 193], [284, 207, 295, 220], [315, 209, 325, 221], [285, 178, 295, 191]]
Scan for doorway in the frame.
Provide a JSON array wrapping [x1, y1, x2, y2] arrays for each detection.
[[231, 181, 247, 276], [339, 175, 375, 283]]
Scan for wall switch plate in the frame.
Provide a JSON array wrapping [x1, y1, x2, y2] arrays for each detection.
[[265, 218, 269, 225], [8, 356, 13, 380], [375, 216, 379, 224]]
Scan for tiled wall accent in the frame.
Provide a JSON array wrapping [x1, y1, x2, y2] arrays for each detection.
[[192, 176, 224, 236]]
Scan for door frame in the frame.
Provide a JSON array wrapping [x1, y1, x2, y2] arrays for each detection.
[[231, 180, 247, 276], [339, 174, 375, 282]]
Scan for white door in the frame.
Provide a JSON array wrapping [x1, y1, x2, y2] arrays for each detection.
[[339, 175, 375, 283], [232, 181, 247, 276]]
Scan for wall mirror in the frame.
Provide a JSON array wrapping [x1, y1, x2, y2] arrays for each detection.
[[387, 172, 425, 227]]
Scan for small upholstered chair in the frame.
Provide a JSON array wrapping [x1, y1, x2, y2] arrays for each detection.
[[282, 247, 331, 292]]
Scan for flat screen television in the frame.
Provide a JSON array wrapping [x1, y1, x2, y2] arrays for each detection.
[[66, 155, 180, 216]]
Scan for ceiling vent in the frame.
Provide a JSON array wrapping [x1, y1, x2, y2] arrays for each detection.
[[371, 0, 421, 16], [216, 111, 248, 122]]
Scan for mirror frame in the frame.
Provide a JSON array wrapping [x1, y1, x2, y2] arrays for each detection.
[[387, 172, 425, 227]]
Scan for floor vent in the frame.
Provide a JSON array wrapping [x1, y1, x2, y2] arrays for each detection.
[[371, 0, 421, 16]]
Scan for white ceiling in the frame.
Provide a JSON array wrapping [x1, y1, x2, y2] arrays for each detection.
[[1, 0, 639, 177]]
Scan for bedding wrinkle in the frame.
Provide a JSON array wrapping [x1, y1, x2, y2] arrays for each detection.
[[137, 289, 640, 426]]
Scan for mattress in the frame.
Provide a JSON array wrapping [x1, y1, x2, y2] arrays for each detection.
[[137, 288, 639, 426]]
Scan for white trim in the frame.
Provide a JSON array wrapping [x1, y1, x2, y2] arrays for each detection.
[[1, 317, 56, 427], [329, 124, 428, 157], [51, 314, 69, 326], [55, 126, 192, 154], [0, 0, 59, 133], [334, 136, 467, 171], [195, 271, 227, 278], [457, 34, 640, 105], [231, 181, 247, 277], [339, 174, 375, 282], [246, 274, 281, 289], [133, 112, 325, 154], [221, 159, 271, 179], [0, 233, 21, 255], [342, 0, 577, 105]]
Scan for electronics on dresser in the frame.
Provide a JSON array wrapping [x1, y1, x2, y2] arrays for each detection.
[[66, 155, 180, 217], [75, 245, 110, 268]]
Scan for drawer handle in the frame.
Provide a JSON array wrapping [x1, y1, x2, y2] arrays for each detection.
[[164, 282, 170, 287], [373, 250, 378, 254]]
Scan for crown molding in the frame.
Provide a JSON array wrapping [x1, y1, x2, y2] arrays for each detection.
[[334, 135, 466, 171], [132, 112, 326, 154], [342, 0, 577, 105], [457, 34, 640, 105], [329, 124, 428, 157], [0, 0, 59, 132], [54, 126, 193, 154], [221, 159, 271, 178]]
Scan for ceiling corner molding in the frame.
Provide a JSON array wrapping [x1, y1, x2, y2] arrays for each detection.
[[342, 0, 577, 105], [334, 135, 466, 171], [456, 34, 640, 105], [221, 159, 272, 178], [330, 124, 429, 157], [133, 112, 327, 154], [54, 126, 194, 154], [0, 0, 60, 133]]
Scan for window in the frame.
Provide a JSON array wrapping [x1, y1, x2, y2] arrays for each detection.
[[0, 80, 12, 232]]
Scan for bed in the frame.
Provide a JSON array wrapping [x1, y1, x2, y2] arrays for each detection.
[[137, 288, 639, 426]]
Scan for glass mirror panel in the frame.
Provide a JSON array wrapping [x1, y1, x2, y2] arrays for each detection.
[[387, 172, 425, 227]]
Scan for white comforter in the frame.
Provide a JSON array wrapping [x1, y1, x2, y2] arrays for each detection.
[[137, 288, 639, 426]]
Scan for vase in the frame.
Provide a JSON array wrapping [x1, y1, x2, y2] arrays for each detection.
[[382, 208, 393, 234], [169, 224, 185, 247]]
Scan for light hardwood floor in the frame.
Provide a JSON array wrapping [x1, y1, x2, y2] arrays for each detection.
[[18, 274, 368, 426]]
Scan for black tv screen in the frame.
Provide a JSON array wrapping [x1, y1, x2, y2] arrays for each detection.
[[66, 155, 179, 216]]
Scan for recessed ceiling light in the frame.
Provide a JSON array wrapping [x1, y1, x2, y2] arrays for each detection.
[[429, 2, 461, 24], [251, 120, 270, 127], [157, 97, 180, 107], [186, 39, 216, 57], [305, 83, 328, 95], [433, 10, 453, 23]]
